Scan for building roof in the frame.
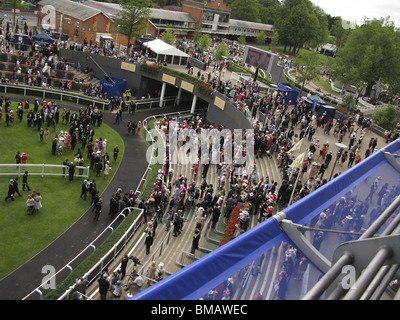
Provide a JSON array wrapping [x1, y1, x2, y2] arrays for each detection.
[[82, 0, 121, 18], [320, 43, 337, 52], [38, 0, 102, 21], [83, 0, 196, 23], [143, 39, 189, 57], [149, 8, 196, 23], [228, 19, 273, 32]]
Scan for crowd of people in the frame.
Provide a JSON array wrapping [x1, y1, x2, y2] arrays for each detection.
[[0, 28, 108, 100], [1, 93, 118, 221], [3, 21, 395, 300], [109, 75, 387, 300]]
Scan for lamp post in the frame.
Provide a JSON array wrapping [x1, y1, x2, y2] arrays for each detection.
[[329, 142, 347, 181]]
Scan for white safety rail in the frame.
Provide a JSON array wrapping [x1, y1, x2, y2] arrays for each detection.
[[22, 206, 144, 300], [55, 207, 145, 301], [0, 83, 110, 110], [0, 163, 90, 179]]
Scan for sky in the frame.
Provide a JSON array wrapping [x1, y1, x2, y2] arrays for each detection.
[[311, 0, 400, 28]]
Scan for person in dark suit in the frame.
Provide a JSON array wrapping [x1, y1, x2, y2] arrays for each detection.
[[93, 198, 102, 221], [5, 180, 15, 201], [97, 274, 110, 300], [191, 229, 201, 254], [80, 179, 87, 200], [120, 254, 129, 280], [68, 162, 76, 181], [145, 231, 153, 255], [13, 177, 22, 197], [22, 171, 31, 191]]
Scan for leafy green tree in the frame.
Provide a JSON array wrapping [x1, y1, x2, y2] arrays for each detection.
[[238, 33, 247, 45], [152, 0, 182, 7], [256, 31, 267, 45], [114, 0, 152, 48], [329, 17, 400, 97], [197, 34, 212, 53], [229, 0, 261, 23], [372, 105, 399, 131], [2, 0, 31, 27], [341, 93, 356, 115], [270, 30, 279, 48], [274, 0, 329, 54], [330, 17, 351, 48], [193, 27, 202, 44], [161, 28, 176, 45], [213, 40, 230, 62], [307, 5, 329, 49], [293, 50, 322, 96], [258, 3, 280, 25]]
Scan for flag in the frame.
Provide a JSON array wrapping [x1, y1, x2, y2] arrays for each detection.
[[93, 17, 97, 32], [106, 18, 111, 32], [287, 138, 303, 155], [289, 152, 306, 169]]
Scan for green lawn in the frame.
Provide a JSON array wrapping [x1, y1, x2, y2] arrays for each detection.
[[0, 101, 124, 279], [312, 77, 342, 98]]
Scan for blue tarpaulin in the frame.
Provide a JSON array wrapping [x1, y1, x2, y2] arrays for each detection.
[[99, 76, 127, 98], [277, 82, 300, 104]]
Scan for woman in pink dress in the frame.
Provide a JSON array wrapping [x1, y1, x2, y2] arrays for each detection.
[[65, 134, 71, 149]]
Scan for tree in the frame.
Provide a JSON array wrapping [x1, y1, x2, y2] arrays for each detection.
[[2, 0, 30, 27], [256, 31, 267, 45], [161, 28, 176, 45], [341, 93, 356, 115], [114, 0, 152, 48], [213, 40, 230, 62], [372, 105, 399, 131], [237, 33, 247, 46], [258, 1, 280, 25], [270, 30, 279, 48], [192, 27, 202, 44], [293, 50, 322, 96], [273, 0, 329, 54], [330, 17, 351, 48], [197, 34, 212, 53], [229, 0, 261, 23], [329, 18, 400, 98]]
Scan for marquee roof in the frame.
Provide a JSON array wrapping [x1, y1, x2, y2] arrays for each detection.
[[143, 39, 189, 57]]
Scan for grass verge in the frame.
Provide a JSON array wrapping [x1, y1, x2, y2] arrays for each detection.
[[0, 101, 124, 279]]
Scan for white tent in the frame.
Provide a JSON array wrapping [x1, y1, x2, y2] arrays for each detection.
[[143, 39, 189, 66]]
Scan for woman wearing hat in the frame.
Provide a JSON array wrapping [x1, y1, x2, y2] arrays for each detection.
[[146, 261, 157, 286], [156, 263, 165, 282], [112, 280, 122, 300], [103, 161, 112, 179]]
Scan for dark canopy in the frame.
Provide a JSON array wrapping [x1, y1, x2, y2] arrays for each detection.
[[32, 33, 55, 45]]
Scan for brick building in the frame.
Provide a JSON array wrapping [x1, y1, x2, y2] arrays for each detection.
[[181, 0, 231, 35], [37, 0, 273, 46]]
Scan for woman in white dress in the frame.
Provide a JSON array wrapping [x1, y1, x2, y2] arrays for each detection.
[[34, 192, 42, 213], [103, 161, 111, 179]]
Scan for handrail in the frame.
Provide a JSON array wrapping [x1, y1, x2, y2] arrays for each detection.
[[0, 83, 110, 109], [0, 163, 89, 179], [21, 108, 204, 300], [57, 109, 196, 299], [56, 207, 145, 300], [22, 206, 143, 300]]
